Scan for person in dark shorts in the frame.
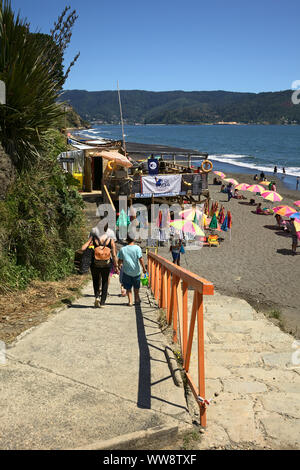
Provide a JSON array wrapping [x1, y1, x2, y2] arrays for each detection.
[[81, 228, 118, 308], [118, 235, 147, 306]]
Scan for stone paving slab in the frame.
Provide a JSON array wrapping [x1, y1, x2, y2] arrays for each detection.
[[185, 290, 300, 450]]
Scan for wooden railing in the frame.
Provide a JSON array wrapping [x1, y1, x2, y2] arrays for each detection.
[[148, 252, 214, 427]]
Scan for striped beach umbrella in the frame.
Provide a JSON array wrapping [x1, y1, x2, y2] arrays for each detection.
[[273, 206, 297, 217], [261, 191, 283, 202], [291, 219, 300, 241], [213, 171, 226, 178], [235, 183, 250, 191], [170, 220, 205, 236], [289, 212, 300, 220], [247, 184, 265, 194], [224, 178, 239, 185], [293, 201, 300, 207], [179, 207, 203, 221]]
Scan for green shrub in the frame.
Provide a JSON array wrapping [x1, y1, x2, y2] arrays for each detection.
[[0, 130, 86, 292]]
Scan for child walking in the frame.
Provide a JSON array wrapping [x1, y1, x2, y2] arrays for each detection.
[[118, 235, 147, 306]]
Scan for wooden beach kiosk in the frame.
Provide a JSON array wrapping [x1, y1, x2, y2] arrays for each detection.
[[65, 135, 213, 210]]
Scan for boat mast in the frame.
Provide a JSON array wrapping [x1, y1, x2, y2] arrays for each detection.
[[117, 81, 126, 155]]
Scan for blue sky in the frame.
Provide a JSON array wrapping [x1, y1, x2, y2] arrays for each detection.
[[11, 0, 300, 93]]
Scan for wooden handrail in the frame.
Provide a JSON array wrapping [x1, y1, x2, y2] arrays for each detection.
[[148, 252, 214, 295], [148, 251, 214, 427]]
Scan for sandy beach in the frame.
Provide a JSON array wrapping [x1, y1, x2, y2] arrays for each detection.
[[158, 171, 300, 337]]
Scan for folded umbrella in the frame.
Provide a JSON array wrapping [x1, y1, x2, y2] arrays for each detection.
[[221, 215, 228, 232], [209, 213, 218, 230]]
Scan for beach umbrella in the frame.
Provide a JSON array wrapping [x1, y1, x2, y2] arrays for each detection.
[[293, 201, 300, 207], [247, 184, 265, 194], [218, 206, 225, 224], [221, 215, 228, 232], [209, 213, 218, 230], [170, 220, 205, 237], [214, 171, 226, 178], [261, 191, 283, 202], [273, 206, 297, 217], [179, 207, 203, 221], [260, 181, 271, 186], [116, 209, 130, 227], [224, 178, 239, 185], [289, 212, 300, 220], [235, 183, 250, 191], [293, 220, 300, 240]]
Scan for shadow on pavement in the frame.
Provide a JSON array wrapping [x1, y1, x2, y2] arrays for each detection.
[[135, 303, 151, 409]]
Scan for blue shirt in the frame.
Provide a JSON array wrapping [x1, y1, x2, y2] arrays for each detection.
[[118, 244, 143, 277]]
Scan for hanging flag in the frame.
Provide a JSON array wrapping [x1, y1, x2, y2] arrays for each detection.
[[147, 158, 159, 175]]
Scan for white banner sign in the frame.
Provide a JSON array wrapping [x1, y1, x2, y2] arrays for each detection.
[[142, 175, 182, 196]]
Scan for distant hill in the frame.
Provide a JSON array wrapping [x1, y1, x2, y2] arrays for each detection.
[[59, 89, 300, 125]]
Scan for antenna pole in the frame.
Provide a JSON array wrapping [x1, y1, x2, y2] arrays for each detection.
[[117, 81, 126, 155]]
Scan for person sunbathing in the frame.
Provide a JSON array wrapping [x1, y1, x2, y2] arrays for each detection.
[[234, 189, 247, 200], [256, 203, 271, 215]]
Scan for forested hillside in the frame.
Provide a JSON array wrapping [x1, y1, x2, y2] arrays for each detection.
[[60, 89, 300, 125]]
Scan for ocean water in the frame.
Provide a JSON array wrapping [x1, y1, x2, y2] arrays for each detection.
[[77, 124, 300, 190]]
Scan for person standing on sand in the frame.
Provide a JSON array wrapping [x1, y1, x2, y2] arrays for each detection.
[[288, 219, 298, 255], [274, 166, 277, 174], [170, 236, 182, 266], [227, 183, 233, 202], [296, 177, 300, 190], [118, 235, 147, 307]]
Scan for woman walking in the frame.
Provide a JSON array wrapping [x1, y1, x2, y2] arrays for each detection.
[[81, 225, 118, 308], [117, 235, 146, 307]]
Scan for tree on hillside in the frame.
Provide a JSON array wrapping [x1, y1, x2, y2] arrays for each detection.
[[0, 1, 79, 170]]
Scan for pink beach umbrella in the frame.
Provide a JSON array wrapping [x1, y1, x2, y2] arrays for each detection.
[[293, 201, 300, 207], [247, 184, 265, 194], [214, 171, 226, 178], [273, 206, 297, 217], [235, 183, 250, 191], [261, 191, 283, 202], [224, 178, 239, 185], [179, 207, 203, 221]]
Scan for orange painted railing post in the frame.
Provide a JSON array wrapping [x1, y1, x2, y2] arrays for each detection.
[[196, 291, 206, 427], [172, 276, 179, 344], [182, 281, 188, 359], [147, 252, 213, 428]]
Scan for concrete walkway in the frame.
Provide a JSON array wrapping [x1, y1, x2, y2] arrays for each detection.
[[0, 278, 190, 450], [0, 277, 299, 450]]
